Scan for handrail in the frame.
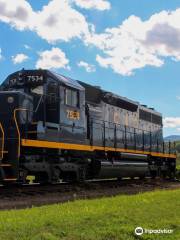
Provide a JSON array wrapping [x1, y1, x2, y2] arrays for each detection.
[[90, 118, 176, 155], [13, 108, 28, 158], [13, 108, 176, 156], [34, 94, 44, 113], [0, 122, 4, 159], [90, 117, 154, 134]]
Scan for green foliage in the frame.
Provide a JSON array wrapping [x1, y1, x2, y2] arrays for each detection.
[[175, 142, 180, 153], [174, 141, 180, 170], [0, 189, 180, 240], [176, 153, 180, 171]]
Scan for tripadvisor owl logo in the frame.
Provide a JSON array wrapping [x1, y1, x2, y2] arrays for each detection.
[[134, 226, 173, 235], [135, 227, 144, 236]]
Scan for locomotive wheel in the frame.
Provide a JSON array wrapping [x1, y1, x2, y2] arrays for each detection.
[[167, 170, 176, 180], [139, 176, 145, 180], [52, 167, 62, 183], [150, 170, 157, 179], [35, 172, 49, 185], [160, 171, 167, 179], [117, 177, 122, 181], [78, 166, 87, 183]]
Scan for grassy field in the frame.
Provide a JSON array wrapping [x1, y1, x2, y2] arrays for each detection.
[[0, 189, 179, 240]]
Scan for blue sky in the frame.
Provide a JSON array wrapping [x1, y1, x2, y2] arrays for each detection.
[[0, 0, 180, 136]]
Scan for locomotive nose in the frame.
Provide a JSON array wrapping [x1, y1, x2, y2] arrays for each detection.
[[0, 91, 19, 157], [0, 91, 31, 130], [0, 91, 33, 181]]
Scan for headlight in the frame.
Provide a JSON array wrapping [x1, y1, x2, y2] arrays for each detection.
[[7, 96, 14, 103]]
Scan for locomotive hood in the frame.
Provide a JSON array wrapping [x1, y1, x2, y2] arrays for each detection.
[[52, 72, 84, 91], [1, 69, 85, 92]]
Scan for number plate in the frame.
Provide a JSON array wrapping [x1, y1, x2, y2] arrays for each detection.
[[67, 110, 80, 120], [26, 75, 44, 83]]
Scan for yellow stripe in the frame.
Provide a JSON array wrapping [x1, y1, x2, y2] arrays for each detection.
[[22, 139, 95, 151], [21, 139, 176, 159]]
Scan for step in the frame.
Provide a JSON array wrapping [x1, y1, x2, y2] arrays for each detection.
[[0, 164, 12, 167], [3, 150, 8, 154], [3, 178, 17, 181]]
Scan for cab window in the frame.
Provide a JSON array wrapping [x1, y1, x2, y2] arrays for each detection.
[[65, 88, 79, 107], [47, 82, 59, 103]]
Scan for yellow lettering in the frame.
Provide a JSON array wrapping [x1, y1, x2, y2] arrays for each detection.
[[67, 110, 80, 120]]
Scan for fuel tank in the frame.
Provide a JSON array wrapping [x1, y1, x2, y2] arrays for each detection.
[[98, 153, 149, 178]]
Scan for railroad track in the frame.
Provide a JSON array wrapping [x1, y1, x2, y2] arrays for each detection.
[[0, 178, 179, 210]]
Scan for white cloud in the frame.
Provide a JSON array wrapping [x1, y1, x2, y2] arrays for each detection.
[[163, 117, 180, 128], [176, 96, 180, 100], [86, 9, 180, 75], [77, 61, 95, 72], [0, 0, 91, 43], [35, 0, 91, 43], [1, 1, 180, 76], [12, 53, 29, 64], [73, 0, 111, 11], [0, 0, 36, 30], [24, 44, 31, 49], [36, 47, 70, 70]]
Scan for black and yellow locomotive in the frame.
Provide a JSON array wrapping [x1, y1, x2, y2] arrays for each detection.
[[0, 69, 176, 184]]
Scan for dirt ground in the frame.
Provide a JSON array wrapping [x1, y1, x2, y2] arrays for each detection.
[[0, 179, 179, 210]]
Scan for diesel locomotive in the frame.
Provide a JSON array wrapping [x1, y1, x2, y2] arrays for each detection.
[[0, 69, 176, 184]]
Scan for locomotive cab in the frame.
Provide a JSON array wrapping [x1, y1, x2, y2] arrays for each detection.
[[0, 70, 86, 183], [44, 72, 86, 143], [0, 69, 86, 143]]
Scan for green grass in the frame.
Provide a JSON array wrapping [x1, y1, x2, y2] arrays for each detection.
[[0, 189, 180, 240]]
